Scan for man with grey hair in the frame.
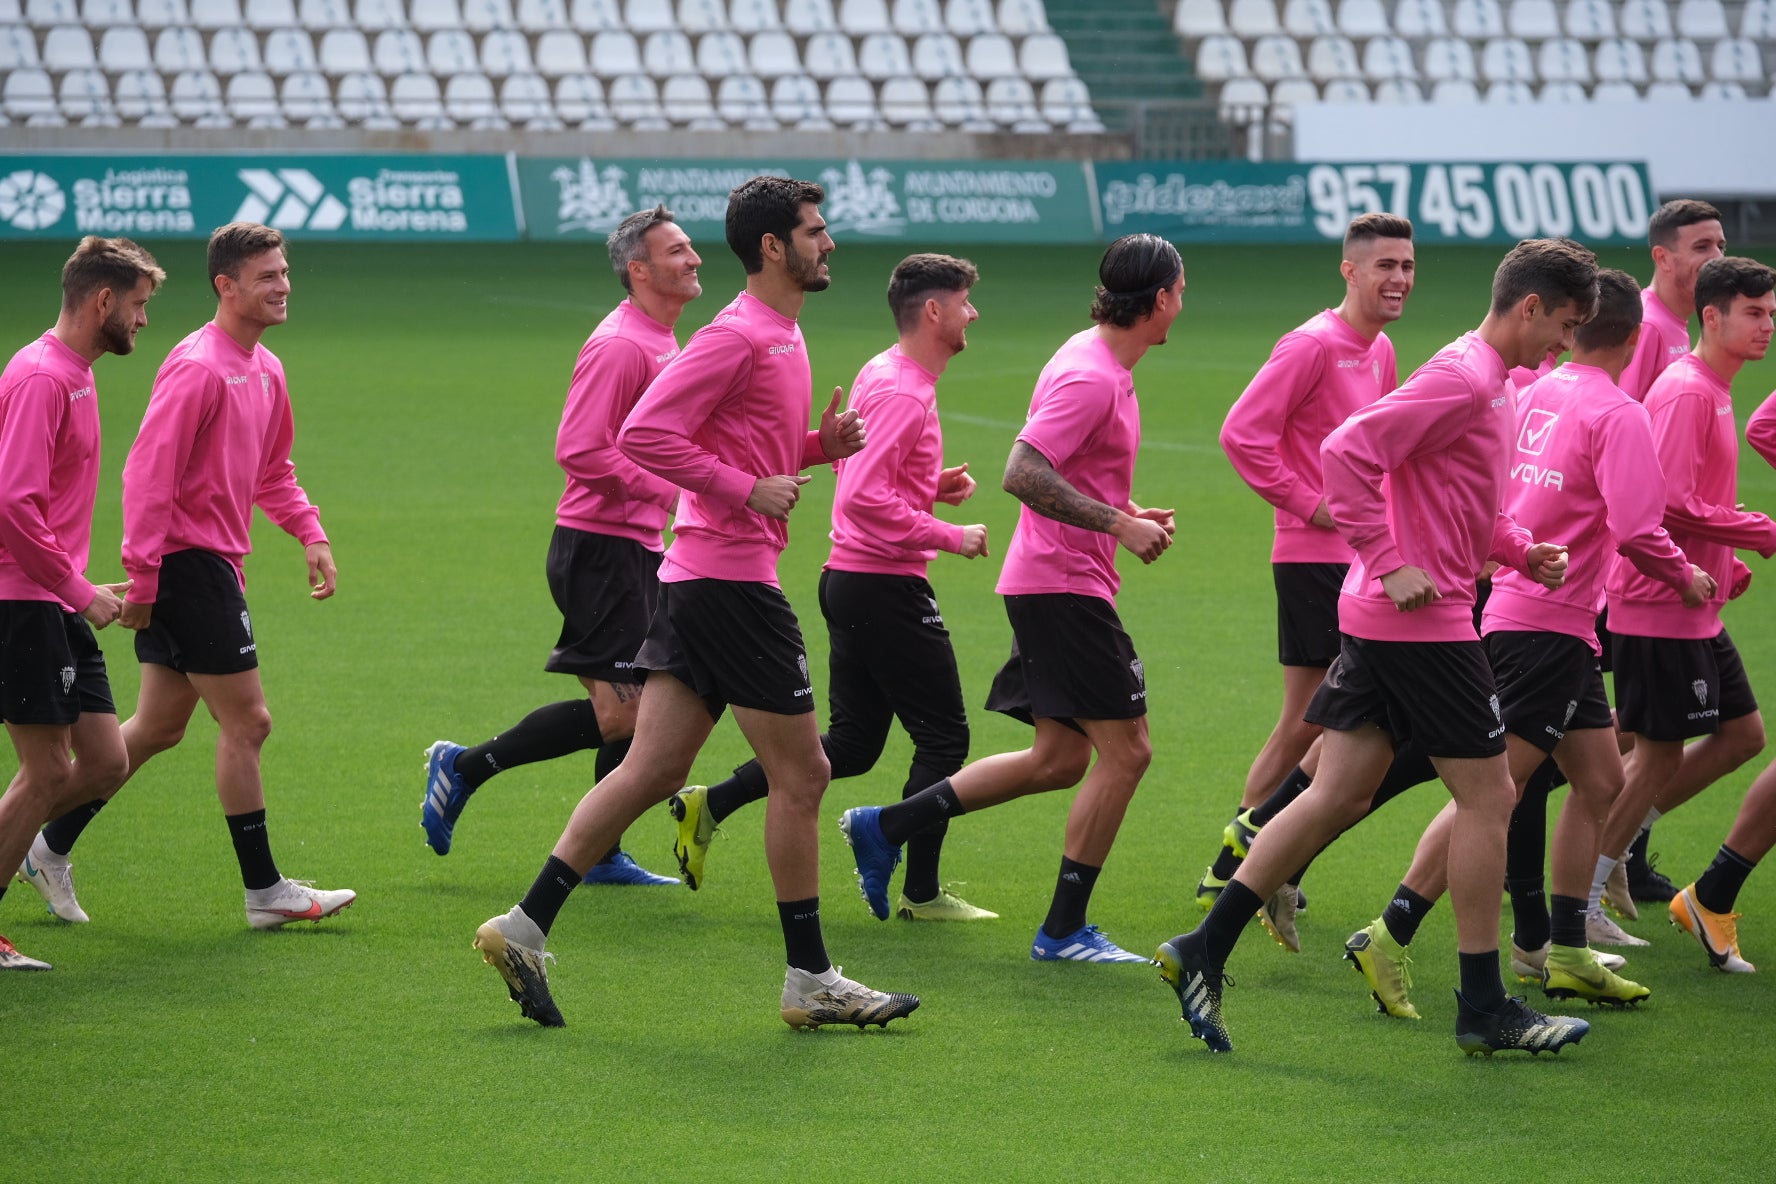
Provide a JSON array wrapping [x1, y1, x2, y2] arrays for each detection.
[[421, 206, 701, 884]]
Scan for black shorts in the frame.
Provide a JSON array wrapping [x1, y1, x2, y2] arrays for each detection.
[[985, 593, 1146, 733], [133, 549, 258, 676], [0, 601, 114, 725], [820, 569, 968, 775], [1305, 633, 1506, 759], [1486, 630, 1615, 754], [633, 578, 814, 720], [1274, 562, 1347, 667], [1612, 628, 1758, 742], [544, 526, 662, 684]]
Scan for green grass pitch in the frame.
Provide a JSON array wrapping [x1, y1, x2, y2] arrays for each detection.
[[2, 237, 1775, 1182]]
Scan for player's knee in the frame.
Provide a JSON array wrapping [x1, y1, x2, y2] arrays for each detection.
[[1726, 716, 1766, 765], [824, 733, 881, 781], [1033, 748, 1091, 791], [81, 748, 131, 796], [593, 698, 639, 744], [911, 728, 968, 779], [226, 708, 273, 750]]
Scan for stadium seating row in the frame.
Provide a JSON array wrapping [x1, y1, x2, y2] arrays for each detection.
[[1178, 0, 1776, 43], [0, 0, 1053, 37], [0, 23, 1074, 81], [1, 62, 1102, 129], [1218, 72, 1770, 118], [1193, 31, 1770, 86]]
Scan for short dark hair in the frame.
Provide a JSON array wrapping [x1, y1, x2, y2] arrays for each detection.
[[207, 221, 285, 294], [1694, 256, 1776, 319], [886, 253, 979, 332], [60, 235, 165, 310], [1090, 233, 1183, 329], [1574, 268, 1642, 352], [1648, 199, 1723, 250], [1489, 237, 1598, 319], [725, 175, 824, 274], [1344, 213, 1413, 252], [606, 204, 677, 293]]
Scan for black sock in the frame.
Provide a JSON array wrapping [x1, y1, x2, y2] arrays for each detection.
[[1507, 877, 1549, 951], [705, 759, 771, 824], [594, 735, 630, 784], [1695, 844, 1758, 914], [1039, 856, 1100, 939], [1627, 823, 1653, 873], [1382, 883, 1435, 947], [777, 897, 829, 974], [1201, 879, 1263, 965], [41, 798, 106, 856], [226, 809, 280, 891], [1209, 845, 1243, 880], [1250, 767, 1312, 828], [1457, 949, 1506, 1011], [518, 855, 580, 936], [459, 699, 601, 791], [1549, 894, 1587, 950], [878, 778, 964, 846]]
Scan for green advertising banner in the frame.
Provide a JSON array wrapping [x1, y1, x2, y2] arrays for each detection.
[[1095, 160, 1657, 246], [516, 156, 1097, 245], [0, 154, 519, 240]]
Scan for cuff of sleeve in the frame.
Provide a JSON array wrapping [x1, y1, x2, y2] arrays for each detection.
[[801, 430, 832, 470], [51, 572, 97, 615], [938, 521, 967, 553], [1357, 541, 1405, 580], [1280, 487, 1321, 525], [125, 570, 159, 603], [707, 465, 757, 507]]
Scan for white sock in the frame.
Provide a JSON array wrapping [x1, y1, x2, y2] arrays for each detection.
[[28, 832, 66, 866], [1639, 807, 1661, 836], [1588, 855, 1616, 911]]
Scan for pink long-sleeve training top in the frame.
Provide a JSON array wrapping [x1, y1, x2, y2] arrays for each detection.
[[1616, 287, 1693, 403], [996, 329, 1141, 606], [826, 344, 966, 577], [122, 322, 326, 603], [617, 291, 829, 587], [1322, 332, 1534, 643], [1607, 352, 1776, 639], [1482, 363, 1694, 652], [553, 298, 680, 550], [0, 332, 102, 612], [1744, 386, 1776, 470], [1219, 309, 1397, 564]]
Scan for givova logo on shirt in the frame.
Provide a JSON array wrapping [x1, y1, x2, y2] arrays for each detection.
[[236, 169, 348, 231]]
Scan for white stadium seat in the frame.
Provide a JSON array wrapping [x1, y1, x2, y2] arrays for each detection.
[[426, 28, 477, 73], [1452, 0, 1504, 38], [553, 71, 611, 122], [209, 27, 263, 74], [1620, 0, 1673, 40], [298, 0, 348, 28], [244, 0, 295, 23], [1270, 75, 1319, 113], [483, 28, 532, 74], [535, 29, 585, 73], [1251, 34, 1303, 81], [1592, 80, 1640, 100], [0, 24, 38, 69], [369, 26, 420, 71], [1019, 31, 1070, 79], [1228, 0, 1279, 38], [1741, 0, 1776, 38], [1698, 79, 1744, 99], [188, 0, 240, 26], [892, 0, 943, 34], [60, 67, 113, 122], [997, 0, 1047, 35], [696, 29, 748, 75], [1320, 77, 1368, 100], [464, 0, 514, 29], [770, 72, 826, 122], [354, 0, 405, 27], [1564, 0, 1615, 39], [264, 29, 319, 73], [3, 67, 57, 118], [169, 67, 225, 119], [319, 27, 372, 72], [1361, 35, 1416, 79], [661, 73, 721, 125], [26, 0, 76, 18], [1536, 38, 1591, 83], [824, 73, 879, 124], [98, 25, 152, 71], [1218, 75, 1268, 120], [1538, 79, 1586, 101], [1709, 37, 1763, 84], [642, 28, 694, 75], [729, 0, 781, 30], [801, 30, 855, 77], [1393, 0, 1446, 37], [677, 0, 727, 32], [390, 70, 447, 121], [1479, 36, 1533, 81], [1675, 0, 1727, 40], [589, 29, 641, 73], [1307, 34, 1358, 80], [857, 30, 911, 78], [944, 0, 994, 35], [280, 69, 333, 118], [1175, 0, 1227, 37], [1374, 78, 1423, 102], [1594, 38, 1647, 83], [409, 0, 462, 31], [1039, 73, 1092, 122], [114, 68, 168, 120], [1336, 0, 1389, 38], [750, 28, 803, 75], [335, 69, 391, 119], [716, 72, 775, 124], [501, 71, 558, 123], [1483, 78, 1532, 100], [838, 0, 889, 34], [80, 0, 134, 26], [1423, 37, 1477, 81], [569, 0, 619, 28], [42, 25, 96, 70], [785, 0, 836, 33], [1281, 0, 1332, 36], [1650, 36, 1704, 83], [153, 25, 206, 70], [1506, 0, 1559, 39], [1644, 78, 1692, 98], [933, 72, 990, 126], [609, 73, 667, 125], [518, 0, 565, 28], [964, 31, 1018, 77], [910, 30, 962, 78], [879, 75, 937, 126], [1194, 33, 1249, 80], [986, 75, 1047, 129], [622, 0, 673, 31], [1429, 77, 1480, 101], [226, 70, 282, 120]]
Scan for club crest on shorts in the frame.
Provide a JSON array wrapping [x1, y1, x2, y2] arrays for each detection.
[[241, 610, 253, 639], [1563, 699, 1578, 728], [1489, 693, 1502, 721], [60, 666, 75, 694], [1692, 679, 1708, 706]]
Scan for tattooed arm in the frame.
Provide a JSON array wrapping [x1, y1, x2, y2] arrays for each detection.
[[1002, 441, 1171, 563]]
